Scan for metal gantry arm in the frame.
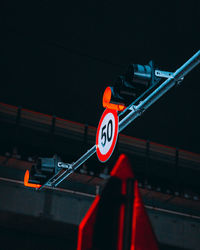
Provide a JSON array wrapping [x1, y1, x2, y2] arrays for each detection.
[[38, 50, 200, 190], [38, 146, 96, 190], [119, 50, 200, 132]]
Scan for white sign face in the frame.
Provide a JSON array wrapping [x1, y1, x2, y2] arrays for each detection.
[[98, 112, 115, 155], [96, 109, 118, 162]]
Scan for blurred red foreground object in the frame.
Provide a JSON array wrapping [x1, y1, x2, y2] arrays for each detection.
[[77, 154, 159, 250]]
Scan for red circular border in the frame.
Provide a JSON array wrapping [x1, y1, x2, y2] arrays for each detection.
[[96, 108, 118, 162]]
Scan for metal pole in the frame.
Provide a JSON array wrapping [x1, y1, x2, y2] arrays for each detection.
[[50, 51, 200, 188], [53, 145, 96, 187], [119, 50, 200, 132]]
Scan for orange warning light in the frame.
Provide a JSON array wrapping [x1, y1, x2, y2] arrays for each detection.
[[24, 170, 41, 189], [102, 87, 126, 111]]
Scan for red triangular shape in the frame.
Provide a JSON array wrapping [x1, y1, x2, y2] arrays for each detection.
[[110, 154, 134, 180], [77, 154, 159, 250]]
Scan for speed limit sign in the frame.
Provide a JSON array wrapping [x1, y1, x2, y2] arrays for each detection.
[[96, 108, 119, 162]]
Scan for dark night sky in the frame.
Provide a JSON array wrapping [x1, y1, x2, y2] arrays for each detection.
[[1, 0, 200, 153]]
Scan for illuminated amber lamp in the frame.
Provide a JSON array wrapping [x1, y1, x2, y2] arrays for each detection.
[[24, 170, 41, 189], [102, 87, 126, 111]]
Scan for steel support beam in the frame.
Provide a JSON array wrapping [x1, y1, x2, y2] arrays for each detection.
[[40, 51, 200, 189]]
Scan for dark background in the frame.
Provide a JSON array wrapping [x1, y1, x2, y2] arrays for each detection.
[[1, 0, 200, 153]]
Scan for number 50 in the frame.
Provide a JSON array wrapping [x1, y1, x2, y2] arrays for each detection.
[[101, 120, 113, 147]]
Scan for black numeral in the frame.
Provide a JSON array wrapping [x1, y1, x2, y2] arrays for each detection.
[[107, 120, 113, 142], [101, 119, 113, 147], [101, 125, 106, 147]]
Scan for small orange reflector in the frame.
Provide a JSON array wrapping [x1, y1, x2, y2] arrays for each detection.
[[24, 170, 41, 189], [102, 87, 126, 111]]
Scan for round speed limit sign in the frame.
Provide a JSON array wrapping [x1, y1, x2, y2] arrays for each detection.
[[96, 108, 119, 162]]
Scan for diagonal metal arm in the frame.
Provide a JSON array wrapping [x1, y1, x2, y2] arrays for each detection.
[[119, 50, 200, 132], [53, 145, 96, 187], [38, 50, 200, 190], [38, 145, 96, 190]]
